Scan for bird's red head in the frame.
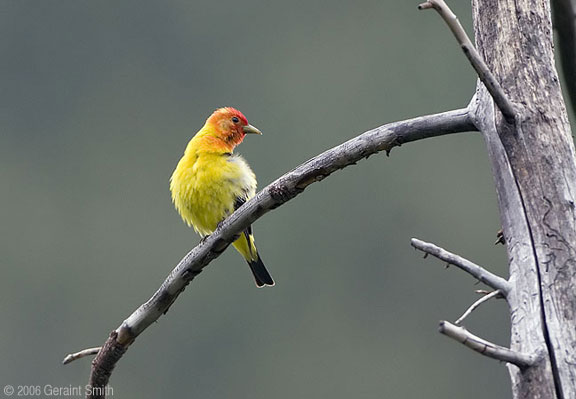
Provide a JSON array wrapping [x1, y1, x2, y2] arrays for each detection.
[[204, 107, 262, 151]]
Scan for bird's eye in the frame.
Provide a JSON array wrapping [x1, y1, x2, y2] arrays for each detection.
[[232, 117, 240, 123]]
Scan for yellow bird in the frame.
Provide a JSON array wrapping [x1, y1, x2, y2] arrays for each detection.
[[170, 107, 274, 287]]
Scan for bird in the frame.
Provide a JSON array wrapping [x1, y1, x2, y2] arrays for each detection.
[[170, 107, 274, 287]]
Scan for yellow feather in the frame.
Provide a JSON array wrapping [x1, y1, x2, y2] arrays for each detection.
[[170, 122, 258, 260], [170, 108, 274, 286]]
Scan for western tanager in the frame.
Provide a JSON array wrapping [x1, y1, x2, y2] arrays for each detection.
[[170, 107, 274, 287]]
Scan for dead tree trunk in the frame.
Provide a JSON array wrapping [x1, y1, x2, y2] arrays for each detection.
[[472, 0, 576, 397]]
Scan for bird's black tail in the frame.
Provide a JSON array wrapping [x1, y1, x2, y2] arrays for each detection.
[[247, 254, 275, 287]]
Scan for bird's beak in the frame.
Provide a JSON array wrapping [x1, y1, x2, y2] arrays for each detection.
[[243, 124, 263, 135]]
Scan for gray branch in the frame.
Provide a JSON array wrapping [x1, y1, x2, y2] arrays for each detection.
[[62, 347, 101, 365], [439, 321, 538, 369], [455, 289, 503, 325], [73, 108, 475, 398], [418, 0, 517, 123], [411, 238, 511, 294]]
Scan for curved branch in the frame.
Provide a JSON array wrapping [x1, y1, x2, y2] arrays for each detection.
[[82, 108, 476, 398]]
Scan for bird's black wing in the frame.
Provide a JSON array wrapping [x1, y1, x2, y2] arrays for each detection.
[[234, 194, 253, 250]]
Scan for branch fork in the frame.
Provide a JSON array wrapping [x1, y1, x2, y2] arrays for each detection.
[[411, 238, 536, 367]]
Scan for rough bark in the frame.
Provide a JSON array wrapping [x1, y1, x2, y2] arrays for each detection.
[[471, 0, 576, 397]]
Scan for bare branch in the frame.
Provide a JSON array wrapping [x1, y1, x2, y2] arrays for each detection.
[[73, 108, 475, 398], [439, 321, 537, 368], [411, 238, 511, 294], [455, 289, 503, 325], [62, 347, 101, 365], [418, 0, 517, 123]]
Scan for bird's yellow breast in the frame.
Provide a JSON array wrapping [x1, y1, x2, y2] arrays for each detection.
[[170, 149, 256, 237]]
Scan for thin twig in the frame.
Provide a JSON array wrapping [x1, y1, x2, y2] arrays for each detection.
[[411, 238, 511, 294], [439, 321, 537, 368], [455, 289, 502, 325], [72, 108, 476, 399], [62, 347, 101, 365], [418, 0, 517, 123]]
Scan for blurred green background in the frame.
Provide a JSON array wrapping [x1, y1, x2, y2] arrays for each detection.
[[2, 0, 568, 398]]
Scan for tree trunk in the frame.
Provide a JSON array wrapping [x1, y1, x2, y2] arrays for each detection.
[[472, 0, 576, 397]]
